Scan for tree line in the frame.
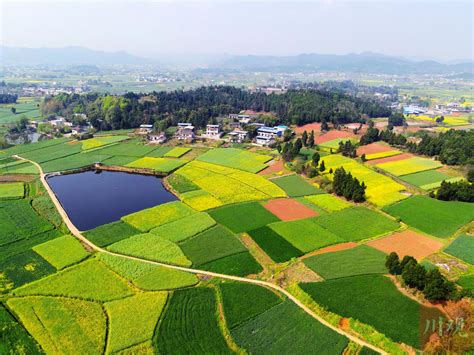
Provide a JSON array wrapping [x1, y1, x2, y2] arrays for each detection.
[[406, 130, 474, 166], [0, 93, 18, 104], [385, 252, 472, 301], [40, 86, 391, 131]]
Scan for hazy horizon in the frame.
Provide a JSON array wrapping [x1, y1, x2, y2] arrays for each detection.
[[2, 0, 473, 62]]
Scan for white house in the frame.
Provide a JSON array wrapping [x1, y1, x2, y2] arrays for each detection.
[[205, 124, 222, 140], [228, 130, 248, 143], [255, 126, 278, 146], [148, 132, 167, 144], [175, 123, 195, 141], [49, 116, 67, 127], [138, 124, 153, 134]]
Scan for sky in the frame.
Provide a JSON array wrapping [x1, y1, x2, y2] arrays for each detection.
[[1, 0, 473, 61]]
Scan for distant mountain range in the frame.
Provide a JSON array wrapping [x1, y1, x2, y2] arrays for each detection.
[[219, 52, 474, 75], [0, 46, 152, 66], [1, 46, 472, 75]]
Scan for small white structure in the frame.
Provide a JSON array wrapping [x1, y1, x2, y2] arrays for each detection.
[[254, 125, 288, 146], [274, 125, 289, 136], [148, 132, 167, 144], [175, 123, 195, 141], [255, 135, 275, 146], [138, 124, 153, 134], [49, 116, 67, 127], [228, 130, 248, 143], [205, 124, 222, 140]]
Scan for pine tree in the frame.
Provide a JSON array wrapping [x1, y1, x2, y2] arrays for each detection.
[[302, 131, 308, 147], [424, 269, 455, 301], [385, 252, 402, 275], [321, 120, 329, 131], [294, 138, 303, 155], [308, 130, 315, 147], [312, 152, 320, 167], [402, 260, 427, 291], [319, 160, 326, 172], [400, 255, 417, 270]]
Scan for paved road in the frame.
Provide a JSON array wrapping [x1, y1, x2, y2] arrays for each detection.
[[16, 155, 386, 355]]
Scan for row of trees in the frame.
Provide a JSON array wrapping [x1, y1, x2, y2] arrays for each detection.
[[435, 180, 474, 202], [338, 140, 357, 158], [301, 130, 315, 148], [406, 130, 474, 166], [279, 138, 303, 162], [360, 124, 407, 146], [40, 86, 391, 131], [332, 167, 366, 202], [385, 253, 471, 301], [359, 120, 473, 167]]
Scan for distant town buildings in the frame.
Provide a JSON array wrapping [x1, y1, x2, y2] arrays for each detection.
[[403, 106, 426, 115]]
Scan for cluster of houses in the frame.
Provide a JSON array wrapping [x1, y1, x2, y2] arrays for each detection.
[[403, 102, 473, 117], [142, 111, 290, 146], [28, 114, 93, 136]]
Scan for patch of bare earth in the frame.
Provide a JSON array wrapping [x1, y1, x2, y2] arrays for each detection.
[[356, 142, 393, 156], [339, 317, 350, 331], [275, 262, 322, 288], [295, 122, 322, 134], [366, 230, 443, 261], [367, 152, 415, 165], [0, 174, 37, 182], [315, 130, 356, 144], [258, 159, 284, 175], [263, 198, 319, 221]]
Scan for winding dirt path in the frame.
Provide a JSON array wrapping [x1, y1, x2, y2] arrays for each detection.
[[15, 155, 386, 355]]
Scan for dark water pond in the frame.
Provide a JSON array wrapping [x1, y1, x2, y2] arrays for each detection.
[[47, 170, 177, 231]]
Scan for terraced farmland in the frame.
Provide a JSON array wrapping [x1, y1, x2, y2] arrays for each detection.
[[2, 137, 472, 354]]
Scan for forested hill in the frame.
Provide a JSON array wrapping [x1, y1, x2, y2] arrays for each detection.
[[41, 86, 391, 131]]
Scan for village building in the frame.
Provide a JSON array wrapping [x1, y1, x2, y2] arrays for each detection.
[[205, 124, 222, 140], [254, 124, 290, 146], [255, 126, 278, 146], [175, 123, 195, 141], [48, 116, 68, 127], [71, 126, 90, 136], [228, 121, 242, 130], [227, 129, 248, 143], [138, 124, 153, 134], [274, 124, 289, 135], [148, 132, 167, 144]]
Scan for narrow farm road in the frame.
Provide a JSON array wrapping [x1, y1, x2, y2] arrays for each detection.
[[16, 155, 386, 355]]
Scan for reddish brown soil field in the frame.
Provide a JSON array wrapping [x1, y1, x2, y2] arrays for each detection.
[[356, 142, 393, 156], [366, 230, 443, 260], [314, 130, 356, 144], [295, 122, 321, 134], [66, 141, 81, 145], [367, 152, 414, 165], [301, 242, 358, 259], [258, 160, 284, 175], [263, 198, 318, 221]]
